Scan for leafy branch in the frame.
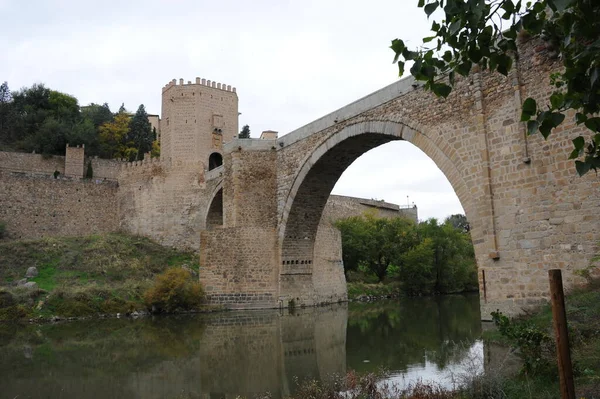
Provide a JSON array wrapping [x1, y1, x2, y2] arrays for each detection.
[[391, 0, 600, 175]]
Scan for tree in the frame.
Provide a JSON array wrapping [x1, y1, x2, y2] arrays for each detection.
[[239, 124, 251, 139], [335, 212, 417, 281], [0, 82, 13, 142], [445, 214, 470, 232], [391, 0, 600, 175], [418, 219, 478, 293], [128, 104, 153, 161], [99, 110, 130, 159], [81, 103, 113, 128]]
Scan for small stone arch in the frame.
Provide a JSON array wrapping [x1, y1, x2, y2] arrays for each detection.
[[208, 152, 223, 171], [205, 185, 223, 230]]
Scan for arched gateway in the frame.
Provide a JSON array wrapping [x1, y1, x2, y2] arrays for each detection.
[[199, 38, 600, 318]]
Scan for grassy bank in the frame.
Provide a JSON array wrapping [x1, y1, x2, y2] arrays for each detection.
[[479, 279, 600, 399], [0, 233, 203, 321]]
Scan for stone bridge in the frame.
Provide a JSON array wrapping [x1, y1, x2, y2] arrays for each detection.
[[199, 38, 600, 318]]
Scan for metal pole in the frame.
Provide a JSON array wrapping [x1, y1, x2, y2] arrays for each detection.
[[548, 269, 576, 399]]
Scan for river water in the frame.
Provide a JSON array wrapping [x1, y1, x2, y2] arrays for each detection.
[[0, 294, 484, 398]]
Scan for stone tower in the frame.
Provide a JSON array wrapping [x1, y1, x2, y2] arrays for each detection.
[[160, 78, 239, 169]]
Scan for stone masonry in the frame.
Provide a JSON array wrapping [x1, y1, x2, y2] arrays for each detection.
[[2, 35, 593, 318], [200, 36, 600, 318]]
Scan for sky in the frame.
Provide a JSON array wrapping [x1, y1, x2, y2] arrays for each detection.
[[0, 0, 464, 221]]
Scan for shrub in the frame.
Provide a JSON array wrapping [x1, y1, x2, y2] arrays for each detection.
[[85, 162, 93, 179], [491, 311, 555, 376], [143, 267, 204, 313]]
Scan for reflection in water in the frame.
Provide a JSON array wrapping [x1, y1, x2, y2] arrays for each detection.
[[347, 294, 483, 388], [0, 294, 484, 398]]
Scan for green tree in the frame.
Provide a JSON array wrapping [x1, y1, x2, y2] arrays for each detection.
[[81, 103, 113, 128], [335, 212, 417, 281], [416, 218, 477, 293], [445, 213, 469, 232], [239, 124, 251, 139], [128, 104, 153, 161], [399, 238, 436, 295], [7, 84, 83, 155], [391, 0, 600, 175], [0, 82, 14, 144], [99, 111, 131, 159]]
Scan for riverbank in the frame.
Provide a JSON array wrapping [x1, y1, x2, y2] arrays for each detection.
[[291, 280, 600, 399], [347, 281, 478, 302], [0, 233, 210, 322]]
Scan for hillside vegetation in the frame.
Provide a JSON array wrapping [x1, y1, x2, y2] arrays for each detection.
[[0, 233, 202, 320]]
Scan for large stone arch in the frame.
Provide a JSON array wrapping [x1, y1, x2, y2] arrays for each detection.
[[278, 119, 486, 306]]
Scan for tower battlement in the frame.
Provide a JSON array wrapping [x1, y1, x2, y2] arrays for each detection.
[[160, 76, 239, 167], [162, 77, 236, 93]]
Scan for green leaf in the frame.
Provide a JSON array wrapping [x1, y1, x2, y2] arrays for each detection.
[[423, 36, 436, 43], [390, 39, 405, 62], [496, 54, 513, 76], [591, 67, 600, 88], [573, 136, 585, 151], [527, 120, 539, 135], [403, 49, 419, 61], [521, 98, 537, 121], [448, 20, 461, 36], [550, 112, 566, 127], [418, 0, 425, 7], [424, 1, 439, 17], [550, 93, 564, 109], [467, 46, 482, 63], [575, 113, 587, 124], [397, 61, 405, 77], [456, 60, 472, 76], [539, 121, 553, 139], [432, 83, 452, 98], [584, 117, 600, 132], [568, 148, 580, 160], [575, 160, 591, 176]]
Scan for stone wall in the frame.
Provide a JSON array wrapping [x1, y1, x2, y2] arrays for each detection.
[[117, 159, 212, 251], [0, 170, 118, 240], [200, 227, 279, 308], [0, 151, 64, 176], [198, 36, 600, 316], [160, 78, 238, 166], [323, 194, 418, 223]]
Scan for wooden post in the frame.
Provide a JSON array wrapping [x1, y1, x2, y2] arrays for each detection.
[[548, 269, 575, 399]]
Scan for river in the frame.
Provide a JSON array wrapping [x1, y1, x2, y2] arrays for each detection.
[[0, 294, 485, 398]]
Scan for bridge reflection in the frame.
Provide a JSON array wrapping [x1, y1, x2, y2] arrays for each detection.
[[196, 304, 347, 398]]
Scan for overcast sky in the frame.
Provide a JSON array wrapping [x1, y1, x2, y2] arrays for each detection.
[[0, 0, 464, 221]]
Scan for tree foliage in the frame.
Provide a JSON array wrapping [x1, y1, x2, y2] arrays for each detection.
[[0, 83, 159, 160], [99, 110, 131, 159], [336, 213, 477, 294], [127, 104, 153, 161], [239, 124, 251, 139], [391, 0, 600, 175]]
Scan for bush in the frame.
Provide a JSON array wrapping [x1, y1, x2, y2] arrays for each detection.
[[491, 311, 555, 376], [143, 267, 204, 313]]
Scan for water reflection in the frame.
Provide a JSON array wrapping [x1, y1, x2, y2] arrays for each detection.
[[347, 294, 483, 388], [0, 294, 484, 398]]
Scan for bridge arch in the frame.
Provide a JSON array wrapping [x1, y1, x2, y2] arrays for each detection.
[[205, 183, 223, 230], [279, 119, 480, 271]]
